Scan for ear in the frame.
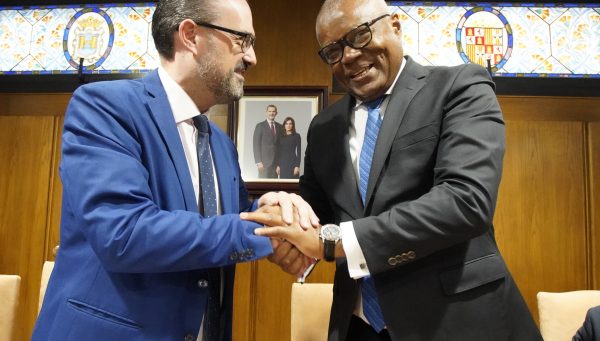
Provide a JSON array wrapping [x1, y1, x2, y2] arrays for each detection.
[[177, 19, 201, 54], [390, 12, 402, 37]]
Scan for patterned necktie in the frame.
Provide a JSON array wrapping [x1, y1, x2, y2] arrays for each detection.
[[192, 114, 221, 341], [193, 114, 218, 217], [270, 121, 276, 136], [359, 96, 385, 204], [358, 96, 386, 333]]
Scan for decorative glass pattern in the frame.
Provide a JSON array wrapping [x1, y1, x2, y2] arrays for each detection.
[[389, 2, 599, 78], [0, 2, 597, 78], [0, 2, 157, 75]]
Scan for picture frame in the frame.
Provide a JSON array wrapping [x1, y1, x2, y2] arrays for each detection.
[[229, 86, 328, 195]]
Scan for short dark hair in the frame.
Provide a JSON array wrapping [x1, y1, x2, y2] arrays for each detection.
[[152, 0, 219, 60], [267, 104, 278, 112]]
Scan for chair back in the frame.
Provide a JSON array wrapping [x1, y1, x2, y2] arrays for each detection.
[[291, 283, 333, 341], [0, 274, 21, 341], [537, 290, 600, 341], [38, 261, 55, 314]]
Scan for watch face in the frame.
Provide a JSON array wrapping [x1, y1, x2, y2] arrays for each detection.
[[321, 224, 341, 240]]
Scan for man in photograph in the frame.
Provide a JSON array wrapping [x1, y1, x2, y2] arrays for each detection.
[[253, 104, 283, 178]]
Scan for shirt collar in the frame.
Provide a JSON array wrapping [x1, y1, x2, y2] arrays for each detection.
[[157, 67, 201, 124], [354, 57, 406, 109]]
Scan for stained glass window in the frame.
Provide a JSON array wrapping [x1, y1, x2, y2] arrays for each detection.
[[0, 2, 598, 79]]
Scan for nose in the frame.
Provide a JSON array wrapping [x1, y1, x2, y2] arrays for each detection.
[[340, 45, 361, 64], [243, 46, 257, 67]]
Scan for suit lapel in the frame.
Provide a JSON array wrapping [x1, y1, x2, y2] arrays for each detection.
[[209, 128, 235, 214], [142, 71, 198, 212], [334, 95, 364, 219], [365, 57, 427, 209]]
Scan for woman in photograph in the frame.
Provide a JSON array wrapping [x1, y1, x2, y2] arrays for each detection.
[[276, 116, 301, 179]]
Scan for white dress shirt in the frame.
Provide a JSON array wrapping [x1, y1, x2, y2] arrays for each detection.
[[157, 67, 221, 341], [339, 60, 405, 322], [157, 67, 221, 214]]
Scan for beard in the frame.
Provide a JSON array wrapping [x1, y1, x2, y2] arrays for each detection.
[[196, 39, 246, 103]]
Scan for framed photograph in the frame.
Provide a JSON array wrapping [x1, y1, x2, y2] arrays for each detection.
[[230, 86, 328, 195]]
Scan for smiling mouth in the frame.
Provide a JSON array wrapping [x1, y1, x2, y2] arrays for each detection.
[[349, 64, 373, 80]]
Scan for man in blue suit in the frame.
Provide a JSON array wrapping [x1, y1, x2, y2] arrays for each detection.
[[32, 0, 314, 340]]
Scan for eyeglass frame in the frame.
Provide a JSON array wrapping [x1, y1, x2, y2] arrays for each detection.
[[318, 14, 390, 65], [194, 21, 256, 53]]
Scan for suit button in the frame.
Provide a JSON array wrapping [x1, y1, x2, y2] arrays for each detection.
[[388, 257, 398, 266], [197, 279, 208, 288], [184, 333, 195, 341], [400, 253, 408, 262]]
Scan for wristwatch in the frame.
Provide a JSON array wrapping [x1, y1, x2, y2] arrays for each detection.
[[319, 224, 342, 262]]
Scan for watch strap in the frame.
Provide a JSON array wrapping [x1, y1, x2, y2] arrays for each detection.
[[323, 239, 336, 262]]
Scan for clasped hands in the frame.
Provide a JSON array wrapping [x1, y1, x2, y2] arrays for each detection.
[[241, 191, 323, 277]]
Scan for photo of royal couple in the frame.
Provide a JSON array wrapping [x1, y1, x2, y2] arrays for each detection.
[[235, 90, 323, 183], [252, 104, 301, 179]]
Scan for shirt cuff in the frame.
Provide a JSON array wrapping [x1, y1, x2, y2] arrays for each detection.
[[340, 221, 370, 279]]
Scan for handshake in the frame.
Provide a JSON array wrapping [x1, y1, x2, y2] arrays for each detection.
[[239, 191, 339, 277]]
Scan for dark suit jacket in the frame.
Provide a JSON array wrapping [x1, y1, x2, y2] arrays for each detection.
[[300, 57, 541, 341], [573, 306, 600, 341], [253, 119, 284, 167], [32, 70, 272, 340]]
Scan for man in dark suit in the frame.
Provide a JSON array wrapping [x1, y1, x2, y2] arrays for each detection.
[[32, 0, 315, 340], [253, 104, 284, 178], [574, 306, 600, 341], [251, 0, 542, 340]]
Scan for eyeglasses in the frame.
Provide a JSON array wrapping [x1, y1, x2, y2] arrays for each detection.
[[194, 21, 256, 53], [318, 14, 390, 65]]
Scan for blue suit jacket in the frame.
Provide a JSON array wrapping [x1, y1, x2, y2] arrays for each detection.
[[32, 70, 272, 340]]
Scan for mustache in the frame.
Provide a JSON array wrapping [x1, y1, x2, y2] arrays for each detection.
[[234, 60, 249, 73]]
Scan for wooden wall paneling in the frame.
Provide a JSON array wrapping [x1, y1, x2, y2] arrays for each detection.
[[494, 120, 588, 323], [245, 0, 331, 88], [251, 260, 336, 341], [498, 96, 600, 122], [253, 260, 298, 341], [45, 116, 64, 261], [305, 261, 336, 284], [0, 94, 6, 113], [589, 122, 600, 289], [0, 116, 56, 341], [232, 261, 256, 341], [0, 93, 71, 117]]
